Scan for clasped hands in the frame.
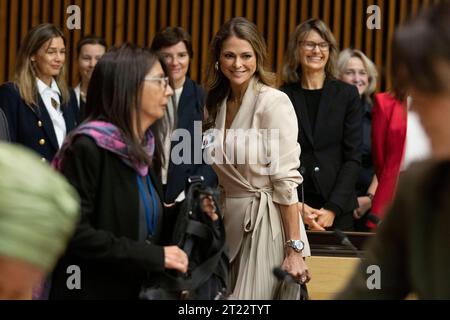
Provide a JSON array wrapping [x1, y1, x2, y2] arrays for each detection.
[[298, 202, 335, 231]]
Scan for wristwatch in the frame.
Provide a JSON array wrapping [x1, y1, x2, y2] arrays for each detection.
[[366, 193, 374, 201], [285, 239, 305, 253]]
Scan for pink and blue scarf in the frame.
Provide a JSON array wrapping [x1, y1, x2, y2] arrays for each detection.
[[53, 120, 155, 176]]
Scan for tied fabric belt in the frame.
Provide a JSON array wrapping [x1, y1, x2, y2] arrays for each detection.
[[226, 187, 281, 243]]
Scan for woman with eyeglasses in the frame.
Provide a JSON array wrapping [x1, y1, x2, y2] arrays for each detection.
[[48, 44, 218, 299], [281, 19, 362, 231]]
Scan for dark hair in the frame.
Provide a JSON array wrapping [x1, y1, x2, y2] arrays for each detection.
[[283, 19, 338, 84], [392, 2, 450, 96], [150, 27, 193, 57], [204, 17, 275, 130], [76, 35, 107, 56], [85, 44, 170, 170]]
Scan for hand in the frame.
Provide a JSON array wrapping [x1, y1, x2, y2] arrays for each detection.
[[281, 250, 311, 284], [353, 196, 371, 219], [298, 202, 325, 231], [200, 195, 219, 221], [315, 208, 336, 228], [163, 246, 188, 273]]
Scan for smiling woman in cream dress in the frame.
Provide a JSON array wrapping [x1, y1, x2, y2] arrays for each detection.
[[203, 17, 310, 300]]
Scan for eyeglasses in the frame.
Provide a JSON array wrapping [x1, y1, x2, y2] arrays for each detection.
[[301, 41, 330, 51], [143, 76, 169, 90]]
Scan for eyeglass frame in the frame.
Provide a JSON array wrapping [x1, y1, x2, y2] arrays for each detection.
[[143, 76, 170, 90], [300, 41, 330, 51]]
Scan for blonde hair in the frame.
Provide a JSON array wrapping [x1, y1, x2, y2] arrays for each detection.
[[283, 19, 338, 84], [337, 48, 378, 104], [203, 17, 275, 130], [14, 23, 70, 108]]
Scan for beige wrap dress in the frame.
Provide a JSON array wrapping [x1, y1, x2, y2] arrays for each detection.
[[204, 77, 310, 300]]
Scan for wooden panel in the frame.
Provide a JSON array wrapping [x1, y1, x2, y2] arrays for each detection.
[[289, 0, 298, 32], [312, 0, 320, 19], [0, 0, 7, 81], [83, 0, 93, 35], [235, 0, 244, 17], [333, 0, 342, 43], [190, 0, 201, 81], [20, 0, 30, 42], [374, 0, 384, 87], [8, 0, 19, 79], [224, 0, 232, 21], [256, 0, 265, 34], [147, 0, 157, 45], [245, 0, 254, 21], [267, 0, 276, 67], [201, 0, 212, 81], [170, 0, 179, 26], [354, 0, 363, 49], [323, 0, 331, 27], [307, 256, 359, 300], [137, 0, 146, 46], [343, 0, 352, 49], [386, 0, 397, 91], [0, 0, 441, 90], [181, 0, 191, 31], [301, 0, 308, 23], [115, 0, 125, 44], [212, 0, 221, 35], [365, 0, 375, 61], [276, 0, 288, 84], [94, 0, 103, 36]]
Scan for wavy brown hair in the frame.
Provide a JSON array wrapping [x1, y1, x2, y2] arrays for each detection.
[[203, 17, 275, 130], [283, 19, 338, 84], [14, 23, 70, 107]]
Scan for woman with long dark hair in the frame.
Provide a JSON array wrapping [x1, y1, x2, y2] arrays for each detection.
[[49, 44, 217, 299]]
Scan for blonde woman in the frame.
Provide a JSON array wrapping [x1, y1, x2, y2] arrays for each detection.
[[0, 23, 78, 162], [337, 49, 378, 230]]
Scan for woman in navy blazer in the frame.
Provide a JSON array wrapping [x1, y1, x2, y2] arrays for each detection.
[[0, 23, 78, 162], [281, 19, 362, 231], [151, 27, 217, 203]]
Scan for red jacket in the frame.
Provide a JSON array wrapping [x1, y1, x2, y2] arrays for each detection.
[[370, 93, 407, 228]]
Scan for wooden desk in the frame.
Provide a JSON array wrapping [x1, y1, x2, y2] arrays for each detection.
[[305, 231, 373, 300]]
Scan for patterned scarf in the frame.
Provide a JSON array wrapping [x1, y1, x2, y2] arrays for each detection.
[[53, 120, 155, 176]]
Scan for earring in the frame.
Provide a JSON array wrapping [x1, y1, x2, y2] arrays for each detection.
[[214, 61, 219, 71]]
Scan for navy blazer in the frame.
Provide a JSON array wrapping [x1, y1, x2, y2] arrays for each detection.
[[165, 77, 218, 202], [0, 82, 79, 162], [280, 79, 362, 216]]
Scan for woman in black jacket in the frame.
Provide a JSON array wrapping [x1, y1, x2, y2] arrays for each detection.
[[0, 23, 78, 162], [280, 19, 362, 231], [49, 44, 217, 299]]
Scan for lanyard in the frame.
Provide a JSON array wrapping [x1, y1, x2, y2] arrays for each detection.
[[136, 174, 159, 236]]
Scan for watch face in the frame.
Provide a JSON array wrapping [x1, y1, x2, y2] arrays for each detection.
[[293, 240, 304, 251], [287, 240, 304, 252]]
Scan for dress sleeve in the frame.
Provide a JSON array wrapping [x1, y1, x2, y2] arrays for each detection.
[[261, 90, 302, 205]]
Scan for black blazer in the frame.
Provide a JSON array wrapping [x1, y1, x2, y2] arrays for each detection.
[[0, 108, 9, 141], [165, 77, 217, 202], [280, 79, 362, 216], [49, 136, 177, 299], [0, 82, 78, 162]]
